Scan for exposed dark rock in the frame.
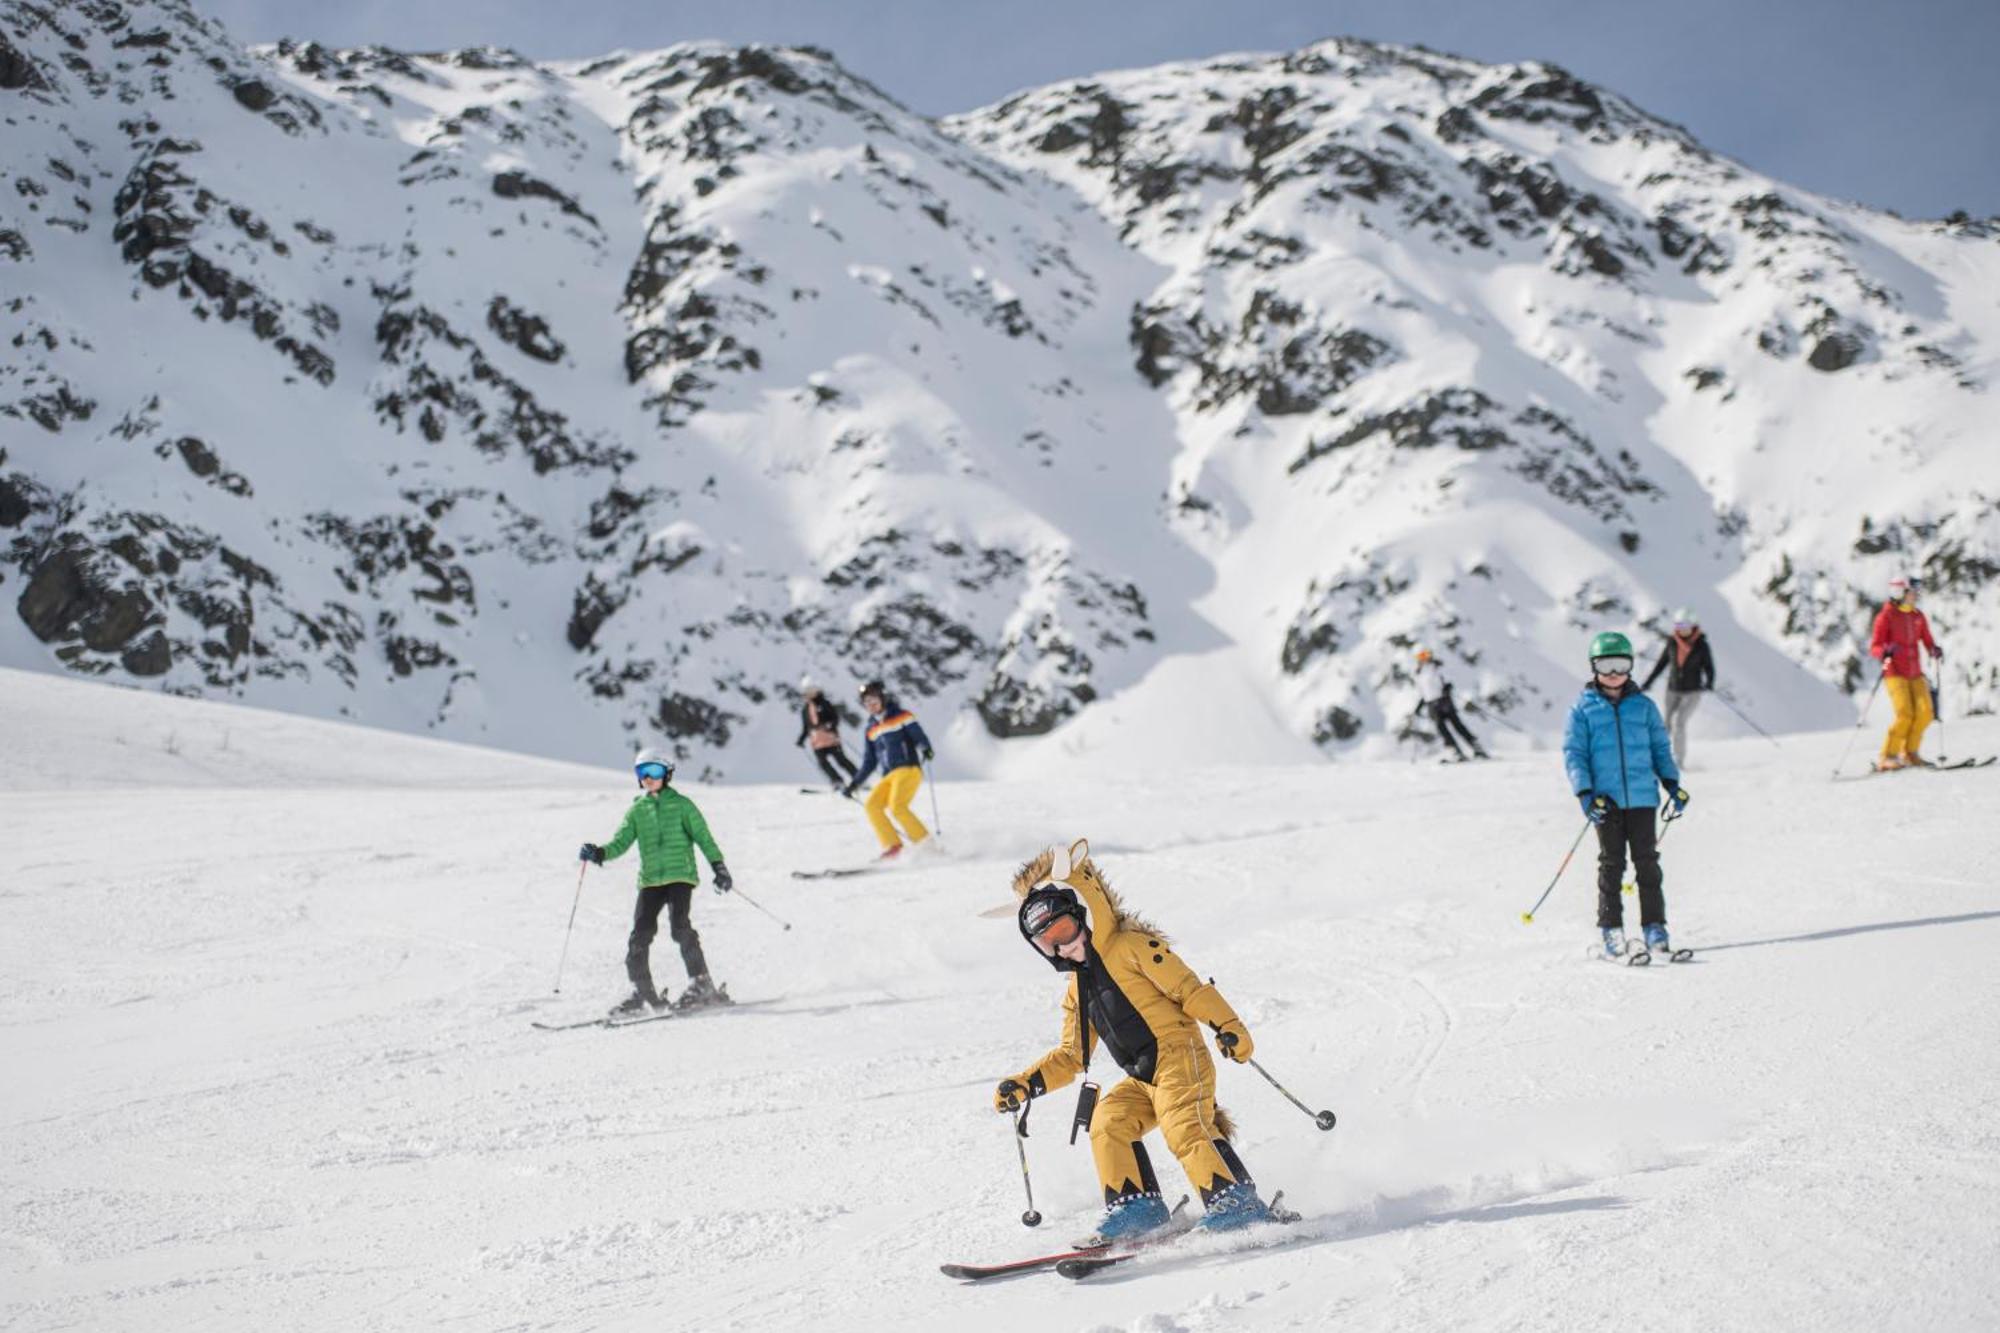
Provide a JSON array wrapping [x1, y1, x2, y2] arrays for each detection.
[[231, 79, 276, 112], [0, 229, 30, 262], [486, 296, 566, 363], [654, 691, 739, 746], [0, 474, 38, 528], [491, 171, 601, 228], [121, 629, 172, 676], [1808, 333, 1863, 372], [18, 539, 155, 650], [567, 574, 625, 650], [175, 436, 220, 477], [1312, 706, 1362, 744], [1288, 388, 1503, 473], [0, 33, 49, 91]]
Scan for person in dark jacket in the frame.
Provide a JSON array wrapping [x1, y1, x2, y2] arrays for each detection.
[[843, 680, 933, 859], [795, 678, 858, 789], [578, 747, 732, 1015], [1639, 608, 1716, 764], [1563, 633, 1688, 960]]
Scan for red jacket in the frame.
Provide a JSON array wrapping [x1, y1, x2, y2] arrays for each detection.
[[1869, 602, 1937, 679]]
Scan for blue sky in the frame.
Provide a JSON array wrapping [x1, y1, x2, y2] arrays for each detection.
[[204, 0, 2000, 219]]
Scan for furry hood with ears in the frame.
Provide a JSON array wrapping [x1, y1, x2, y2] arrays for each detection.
[[1011, 838, 1168, 943]]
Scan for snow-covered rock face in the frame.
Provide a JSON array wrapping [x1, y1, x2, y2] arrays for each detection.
[[4, 9, 1997, 773]]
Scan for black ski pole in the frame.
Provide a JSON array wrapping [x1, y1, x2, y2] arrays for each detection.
[[731, 885, 792, 931], [1521, 816, 1593, 924], [553, 862, 587, 994], [1464, 701, 1530, 735], [1831, 669, 1887, 778], [1710, 689, 1780, 747], [1927, 671, 1946, 762], [1217, 1032, 1336, 1130], [1010, 1101, 1042, 1227]]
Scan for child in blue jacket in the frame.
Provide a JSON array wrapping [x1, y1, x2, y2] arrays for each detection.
[[1562, 632, 1690, 958]]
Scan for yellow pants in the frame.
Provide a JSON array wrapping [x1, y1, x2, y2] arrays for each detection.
[[864, 765, 928, 848], [1882, 676, 1934, 759], [1089, 1032, 1238, 1204]]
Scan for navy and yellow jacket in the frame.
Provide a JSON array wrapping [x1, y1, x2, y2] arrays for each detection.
[[851, 703, 931, 784]]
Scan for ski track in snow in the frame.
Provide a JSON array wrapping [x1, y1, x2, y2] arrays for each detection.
[[4, 671, 2000, 1330]]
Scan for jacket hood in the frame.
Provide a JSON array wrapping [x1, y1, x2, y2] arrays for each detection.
[[1010, 839, 1168, 943]]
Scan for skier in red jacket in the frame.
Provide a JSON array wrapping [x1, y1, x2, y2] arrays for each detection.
[[1868, 575, 1944, 770]]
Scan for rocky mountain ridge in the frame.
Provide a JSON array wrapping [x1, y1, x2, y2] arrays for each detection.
[[4, 0, 1996, 774]]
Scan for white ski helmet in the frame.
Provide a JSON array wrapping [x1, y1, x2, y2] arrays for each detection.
[[1671, 607, 1697, 630], [800, 675, 822, 698], [1888, 575, 1917, 599], [633, 747, 674, 784]]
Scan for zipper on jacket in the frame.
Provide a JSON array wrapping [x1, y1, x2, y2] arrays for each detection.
[[1610, 690, 1631, 807]]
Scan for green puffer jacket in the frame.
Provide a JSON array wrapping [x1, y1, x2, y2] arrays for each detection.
[[600, 788, 725, 887]]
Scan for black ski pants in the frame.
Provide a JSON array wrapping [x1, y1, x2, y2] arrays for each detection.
[[628, 882, 707, 1000], [1429, 698, 1483, 758], [1594, 805, 1664, 930], [813, 744, 858, 786]]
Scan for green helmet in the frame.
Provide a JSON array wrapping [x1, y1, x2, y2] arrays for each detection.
[[1589, 630, 1633, 660]]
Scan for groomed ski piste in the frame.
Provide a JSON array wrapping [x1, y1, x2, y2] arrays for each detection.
[[5, 665, 1999, 1331]]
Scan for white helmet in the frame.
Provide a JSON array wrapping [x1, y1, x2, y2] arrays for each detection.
[[1887, 575, 1917, 599], [633, 748, 674, 784], [800, 675, 821, 697], [1671, 606, 1696, 630]]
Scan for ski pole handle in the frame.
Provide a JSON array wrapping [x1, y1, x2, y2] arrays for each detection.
[[731, 885, 793, 931], [553, 862, 587, 994]]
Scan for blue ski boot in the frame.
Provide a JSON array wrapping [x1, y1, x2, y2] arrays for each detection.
[[1600, 927, 1626, 960], [1197, 1180, 1270, 1232], [1643, 924, 1670, 954], [1088, 1192, 1171, 1244]]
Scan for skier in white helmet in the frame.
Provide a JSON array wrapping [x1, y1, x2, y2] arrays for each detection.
[[577, 747, 732, 1015]]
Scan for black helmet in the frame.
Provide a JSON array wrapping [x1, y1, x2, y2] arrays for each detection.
[[1018, 884, 1087, 971], [858, 678, 886, 700]]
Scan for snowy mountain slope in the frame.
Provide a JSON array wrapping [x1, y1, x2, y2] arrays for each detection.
[[7, 671, 2000, 1331], [4, 6, 1998, 777], [948, 42, 2000, 750]]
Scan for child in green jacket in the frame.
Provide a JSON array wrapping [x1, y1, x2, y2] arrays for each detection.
[[580, 748, 732, 1014]]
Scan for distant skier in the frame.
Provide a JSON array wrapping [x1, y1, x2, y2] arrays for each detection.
[[1563, 632, 1689, 960], [1868, 575, 1944, 771], [578, 748, 732, 1015], [1413, 648, 1487, 760], [1639, 609, 1715, 764], [842, 680, 933, 859], [994, 840, 1272, 1239], [795, 679, 858, 790]]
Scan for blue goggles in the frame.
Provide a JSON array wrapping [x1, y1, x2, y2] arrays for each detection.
[[635, 762, 671, 782]]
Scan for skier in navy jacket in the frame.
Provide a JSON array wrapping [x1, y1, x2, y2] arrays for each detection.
[[1563, 632, 1689, 959]]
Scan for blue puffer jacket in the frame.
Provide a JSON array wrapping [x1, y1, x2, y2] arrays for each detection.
[[851, 705, 933, 785], [1562, 680, 1679, 809]]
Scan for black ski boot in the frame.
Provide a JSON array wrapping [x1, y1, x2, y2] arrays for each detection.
[[609, 989, 666, 1019], [675, 974, 728, 1010]]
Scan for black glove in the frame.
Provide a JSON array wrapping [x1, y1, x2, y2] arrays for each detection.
[[1933, 645, 1945, 662], [841, 782, 859, 799], [1579, 793, 1611, 825], [711, 863, 733, 894], [1661, 782, 1689, 815], [919, 746, 934, 762], [579, 843, 605, 864], [1882, 644, 1897, 660]]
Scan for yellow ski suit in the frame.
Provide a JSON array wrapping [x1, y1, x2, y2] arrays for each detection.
[[1004, 842, 1255, 1206]]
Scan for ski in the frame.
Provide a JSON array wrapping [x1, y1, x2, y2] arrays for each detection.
[[532, 988, 757, 1031], [940, 1241, 1111, 1282], [1927, 756, 1996, 771], [790, 865, 884, 880], [941, 1198, 1193, 1281], [1056, 1193, 1299, 1280]]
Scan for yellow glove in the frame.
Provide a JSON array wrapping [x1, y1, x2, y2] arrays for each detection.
[[994, 1077, 1031, 1113], [1214, 1022, 1254, 1064]]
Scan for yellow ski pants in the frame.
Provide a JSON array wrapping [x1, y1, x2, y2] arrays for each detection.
[[864, 765, 928, 849], [1089, 1032, 1237, 1202], [1882, 676, 1934, 759]]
